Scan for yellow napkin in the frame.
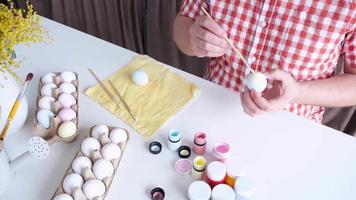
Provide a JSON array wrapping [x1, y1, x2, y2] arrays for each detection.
[[85, 55, 199, 137]]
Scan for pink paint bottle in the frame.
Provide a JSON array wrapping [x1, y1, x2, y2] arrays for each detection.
[[193, 132, 207, 155], [213, 142, 230, 163]]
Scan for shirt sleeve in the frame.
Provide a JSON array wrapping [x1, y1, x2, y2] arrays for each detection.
[[343, 28, 356, 69], [180, 0, 208, 20]]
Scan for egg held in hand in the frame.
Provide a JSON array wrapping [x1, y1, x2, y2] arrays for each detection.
[[245, 72, 267, 93]]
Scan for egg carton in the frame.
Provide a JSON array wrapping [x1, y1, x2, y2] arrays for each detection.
[[52, 125, 129, 200], [32, 72, 79, 144]]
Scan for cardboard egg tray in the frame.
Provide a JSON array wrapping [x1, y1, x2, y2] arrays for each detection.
[[52, 125, 129, 200], [32, 72, 79, 144]]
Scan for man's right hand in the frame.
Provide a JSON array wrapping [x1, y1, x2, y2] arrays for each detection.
[[188, 15, 229, 57]]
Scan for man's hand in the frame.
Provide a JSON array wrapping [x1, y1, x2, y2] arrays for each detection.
[[240, 69, 299, 117], [188, 15, 229, 57]]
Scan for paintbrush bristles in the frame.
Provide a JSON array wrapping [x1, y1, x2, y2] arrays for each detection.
[[201, 7, 255, 73], [26, 73, 33, 81]]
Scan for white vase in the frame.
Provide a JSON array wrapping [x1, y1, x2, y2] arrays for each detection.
[[0, 72, 28, 136]]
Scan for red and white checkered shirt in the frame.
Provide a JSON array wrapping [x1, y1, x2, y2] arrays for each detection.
[[181, 0, 356, 122]]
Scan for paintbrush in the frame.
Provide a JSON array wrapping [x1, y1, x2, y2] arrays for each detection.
[[88, 68, 122, 110], [0, 73, 33, 142], [201, 7, 256, 73], [108, 80, 137, 121]]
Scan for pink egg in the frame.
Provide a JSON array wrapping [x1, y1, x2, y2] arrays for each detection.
[[58, 93, 76, 108], [58, 108, 77, 121]]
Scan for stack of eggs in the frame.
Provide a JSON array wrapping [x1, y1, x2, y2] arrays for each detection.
[[35, 71, 79, 141], [52, 125, 129, 200]]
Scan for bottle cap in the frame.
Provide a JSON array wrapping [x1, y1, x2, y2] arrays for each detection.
[[193, 156, 207, 171], [188, 181, 211, 200], [151, 187, 165, 200], [149, 141, 162, 154], [234, 176, 255, 198], [194, 132, 207, 146], [175, 159, 192, 175], [178, 146, 191, 158], [207, 161, 227, 181], [168, 129, 181, 142], [211, 184, 235, 200]]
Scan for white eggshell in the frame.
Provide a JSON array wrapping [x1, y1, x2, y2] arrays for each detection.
[[131, 70, 149, 86], [109, 128, 128, 144], [81, 137, 101, 157], [62, 173, 84, 195], [245, 72, 267, 93], [59, 82, 77, 94], [58, 121, 77, 138], [91, 125, 109, 139], [36, 109, 55, 129], [93, 158, 114, 180], [38, 96, 55, 110], [83, 179, 106, 199], [72, 156, 92, 174], [58, 93, 76, 108], [53, 193, 73, 200], [60, 71, 77, 82], [41, 83, 57, 96], [41, 73, 56, 84], [101, 143, 121, 161]]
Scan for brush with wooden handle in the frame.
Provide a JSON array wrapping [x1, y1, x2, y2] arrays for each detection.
[[201, 7, 256, 73], [0, 73, 33, 143]]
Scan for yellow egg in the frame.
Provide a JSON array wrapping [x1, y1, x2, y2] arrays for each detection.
[[58, 121, 77, 138]]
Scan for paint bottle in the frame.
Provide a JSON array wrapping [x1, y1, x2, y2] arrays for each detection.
[[234, 176, 254, 200], [206, 161, 227, 188], [190, 156, 207, 180], [193, 132, 207, 155], [213, 142, 230, 163], [225, 160, 247, 188], [211, 184, 236, 200], [188, 181, 211, 200], [167, 129, 181, 151]]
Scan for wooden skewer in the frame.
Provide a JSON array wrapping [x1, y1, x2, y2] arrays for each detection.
[[108, 80, 137, 122], [201, 7, 256, 73], [88, 68, 121, 109]]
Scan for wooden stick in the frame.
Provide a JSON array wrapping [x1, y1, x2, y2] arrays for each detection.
[[201, 7, 255, 73], [88, 68, 121, 109], [108, 80, 137, 122]]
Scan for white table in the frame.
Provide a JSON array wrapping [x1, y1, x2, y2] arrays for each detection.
[[3, 18, 356, 200]]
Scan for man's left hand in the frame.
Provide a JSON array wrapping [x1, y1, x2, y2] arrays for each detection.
[[240, 69, 300, 117]]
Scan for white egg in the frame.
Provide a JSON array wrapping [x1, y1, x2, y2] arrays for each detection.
[[59, 82, 77, 94], [131, 70, 149, 86], [91, 125, 109, 139], [245, 72, 267, 93], [83, 179, 106, 199], [41, 73, 56, 84], [41, 83, 57, 96], [53, 193, 73, 200], [93, 158, 114, 180], [72, 156, 92, 174], [58, 93, 77, 108], [62, 173, 84, 195], [81, 137, 101, 157], [101, 143, 121, 161], [60, 71, 77, 82], [38, 96, 55, 110], [36, 109, 55, 129], [109, 128, 128, 144], [58, 121, 77, 138]]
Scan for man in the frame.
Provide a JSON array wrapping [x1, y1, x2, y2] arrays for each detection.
[[173, 0, 356, 122]]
